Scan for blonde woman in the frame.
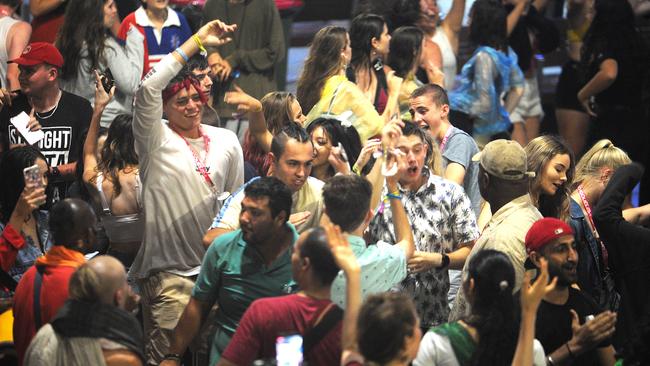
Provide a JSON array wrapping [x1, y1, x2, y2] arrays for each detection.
[[296, 26, 402, 143], [525, 135, 575, 221], [569, 139, 630, 311]]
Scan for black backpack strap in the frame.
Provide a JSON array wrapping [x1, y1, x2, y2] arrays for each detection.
[[302, 304, 343, 354], [33, 265, 44, 330]]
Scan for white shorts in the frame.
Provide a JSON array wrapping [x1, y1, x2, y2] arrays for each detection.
[[510, 76, 544, 123]]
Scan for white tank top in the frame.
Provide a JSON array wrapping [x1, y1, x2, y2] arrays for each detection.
[[0, 16, 19, 89], [431, 26, 457, 90]]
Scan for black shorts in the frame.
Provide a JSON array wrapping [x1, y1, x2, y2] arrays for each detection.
[[555, 60, 586, 112]]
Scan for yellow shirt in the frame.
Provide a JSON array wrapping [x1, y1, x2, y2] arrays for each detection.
[[305, 74, 384, 143]]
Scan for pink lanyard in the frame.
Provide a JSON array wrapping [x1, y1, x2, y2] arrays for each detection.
[[170, 126, 215, 189], [577, 185, 609, 268], [439, 127, 453, 152]]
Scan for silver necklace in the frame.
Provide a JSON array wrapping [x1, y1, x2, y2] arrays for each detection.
[[35, 91, 62, 120]]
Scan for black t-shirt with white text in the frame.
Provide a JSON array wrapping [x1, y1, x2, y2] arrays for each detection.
[[0, 90, 92, 206]]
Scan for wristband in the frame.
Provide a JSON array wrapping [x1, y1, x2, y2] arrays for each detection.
[[192, 34, 207, 56], [175, 48, 189, 62], [352, 163, 362, 176], [163, 353, 182, 362], [438, 253, 450, 269], [386, 192, 402, 200]]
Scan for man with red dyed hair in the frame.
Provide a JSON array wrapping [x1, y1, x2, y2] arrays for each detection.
[[128, 19, 244, 365]]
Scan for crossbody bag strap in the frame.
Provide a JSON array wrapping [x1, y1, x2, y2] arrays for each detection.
[[326, 82, 345, 115], [33, 265, 45, 331], [302, 303, 343, 354]]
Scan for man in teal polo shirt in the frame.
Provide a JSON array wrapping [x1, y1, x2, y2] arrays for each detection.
[[161, 177, 298, 366], [324, 169, 415, 307]]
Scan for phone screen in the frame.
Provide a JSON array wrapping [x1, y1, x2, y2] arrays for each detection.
[[276, 334, 303, 366], [23, 164, 43, 189]]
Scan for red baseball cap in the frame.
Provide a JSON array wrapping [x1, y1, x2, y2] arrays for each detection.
[[524, 218, 574, 269], [11, 42, 64, 68], [525, 218, 574, 254]]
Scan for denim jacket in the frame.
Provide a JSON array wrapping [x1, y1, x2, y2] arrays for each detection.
[[570, 199, 617, 309], [2, 210, 52, 283]]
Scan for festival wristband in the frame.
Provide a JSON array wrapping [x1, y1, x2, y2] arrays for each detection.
[[175, 48, 189, 62], [386, 191, 402, 200], [193, 35, 207, 56]]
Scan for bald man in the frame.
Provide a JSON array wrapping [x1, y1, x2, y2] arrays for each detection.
[[12, 198, 98, 365], [24, 255, 144, 366]]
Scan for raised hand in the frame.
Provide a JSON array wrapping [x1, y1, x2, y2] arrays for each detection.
[[196, 19, 236, 48], [94, 70, 115, 109], [568, 308, 616, 354], [520, 258, 557, 314], [26, 108, 41, 132], [354, 138, 381, 173], [386, 70, 404, 95], [328, 144, 351, 175], [224, 85, 262, 114], [0, 88, 16, 110]]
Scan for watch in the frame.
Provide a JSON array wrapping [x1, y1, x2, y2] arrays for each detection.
[[438, 253, 450, 269]]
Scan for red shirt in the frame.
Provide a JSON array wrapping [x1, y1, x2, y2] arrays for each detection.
[[222, 294, 342, 366], [12, 262, 79, 365]]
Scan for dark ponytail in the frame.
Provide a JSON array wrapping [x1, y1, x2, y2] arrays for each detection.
[[465, 249, 518, 366]]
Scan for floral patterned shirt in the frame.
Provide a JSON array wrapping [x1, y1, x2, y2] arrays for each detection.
[[369, 169, 479, 327]]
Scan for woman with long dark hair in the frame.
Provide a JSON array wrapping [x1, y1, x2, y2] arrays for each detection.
[[414, 249, 547, 365], [578, 0, 649, 202], [307, 117, 362, 181], [82, 74, 143, 267], [525, 135, 575, 221], [297, 26, 402, 143], [347, 13, 391, 114], [57, 0, 144, 127], [0, 146, 50, 282], [386, 26, 444, 119], [447, 0, 524, 142]]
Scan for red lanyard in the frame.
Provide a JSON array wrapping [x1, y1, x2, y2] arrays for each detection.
[[439, 126, 453, 152], [577, 185, 609, 268], [170, 125, 215, 189]]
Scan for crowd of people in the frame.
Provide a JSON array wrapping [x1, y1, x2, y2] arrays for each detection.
[[0, 0, 649, 365]]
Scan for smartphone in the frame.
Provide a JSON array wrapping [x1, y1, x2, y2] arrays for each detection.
[[276, 334, 303, 366], [23, 164, 43, 189], [337, 142, 349, 163], [99, 68, 114, 93]]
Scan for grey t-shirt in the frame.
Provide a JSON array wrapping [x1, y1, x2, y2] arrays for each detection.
[[441, 127, 481, 217]]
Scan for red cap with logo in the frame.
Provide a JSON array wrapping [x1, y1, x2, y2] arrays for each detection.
[[11, 42, 64, 68], [525, 217, 574, 254]]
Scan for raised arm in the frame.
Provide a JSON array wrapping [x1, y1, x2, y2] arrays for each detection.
[[384, 139, 415, 260], [82, 72, 114, 183], [134, 20, 235, 153], [6, 22, 31, 91], [323, 221, 361, 362], [441, 0, 466, 53], [507, 0, 528, 36], [512, 260, 557, 366], [224, 86, 272, 152]]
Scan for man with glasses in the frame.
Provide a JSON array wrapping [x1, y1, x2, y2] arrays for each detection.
[[0, 42, 92, 206]]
